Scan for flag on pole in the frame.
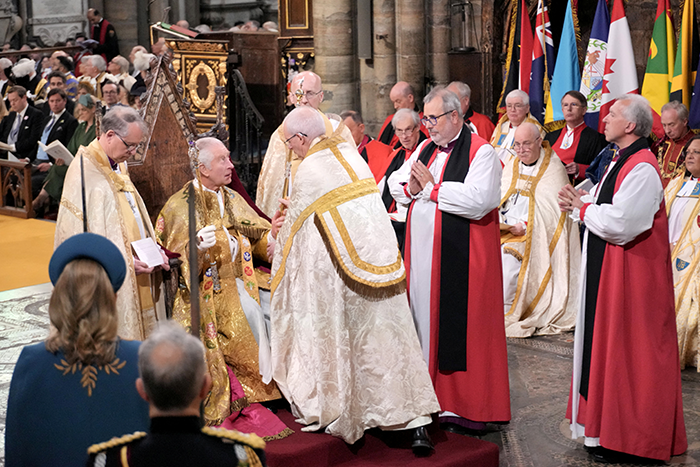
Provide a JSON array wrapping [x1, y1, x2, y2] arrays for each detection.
[[670, 0, 700, 108], [580, 0, 609, 130], [497, 0, 534, 109], [528, 0, 554, 123], [599, 0, 639, 133], [545, 0, 581, 123], [641, 0, 675, 139], [689, 55, 700, 128]]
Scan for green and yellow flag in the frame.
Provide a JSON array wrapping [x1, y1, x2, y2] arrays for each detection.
[[670, 0, 699, 108], [642, 0, 675, 138]]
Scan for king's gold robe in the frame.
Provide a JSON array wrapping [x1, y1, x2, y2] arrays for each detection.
[[500, 144, 580, 337], [55, 139, 165, 341], [665, 173, 700, 370], [255, 111, 355, 218], [156, 181, 281, 425]]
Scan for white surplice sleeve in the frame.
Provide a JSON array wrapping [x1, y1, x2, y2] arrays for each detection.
[[436, 143, 502, 220], [387, 139, 429, 205], [582, 162, 663, 245]]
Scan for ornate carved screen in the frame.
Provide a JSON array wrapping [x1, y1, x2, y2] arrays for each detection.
[[169, 39, 229, 133]]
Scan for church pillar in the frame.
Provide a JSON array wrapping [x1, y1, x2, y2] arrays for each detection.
[[361, 0, 396, 136], [313, 0, 357, 113], [426, 0, 451, 88], [395, 0, 425, 98]]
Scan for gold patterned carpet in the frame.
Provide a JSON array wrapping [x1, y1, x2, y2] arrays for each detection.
[[0, 216, 55, 292]]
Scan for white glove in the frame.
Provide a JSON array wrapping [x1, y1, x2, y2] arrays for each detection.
[[196, 225, 217, 251]]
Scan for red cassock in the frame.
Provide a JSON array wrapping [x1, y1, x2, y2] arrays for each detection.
[[404, 132, 511, 423], [465, 109, 495, 140], [567, 148, 687, 461], [360, 139, 394, 184]]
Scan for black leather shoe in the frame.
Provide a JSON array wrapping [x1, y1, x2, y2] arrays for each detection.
[[411, 426, 434, 456], [589, 446, 664, 465], [440, 421, 487, 437]]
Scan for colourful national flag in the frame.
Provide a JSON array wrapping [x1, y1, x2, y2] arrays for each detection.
[[528, 0, 554, 124], [580, 0, 610, 130], [545, 0, 581, 124], [642, 0, 675, 139], [689, 55, 700, 128], [498, 0, 534, 109], [670, 0, 700, 107], [599, 0, 639, 133]]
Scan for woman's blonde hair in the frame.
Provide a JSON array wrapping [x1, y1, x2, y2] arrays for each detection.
[[45, 259, 118, 366]]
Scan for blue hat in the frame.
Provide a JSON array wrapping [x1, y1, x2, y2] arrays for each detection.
[[49, 233, 126, 292]]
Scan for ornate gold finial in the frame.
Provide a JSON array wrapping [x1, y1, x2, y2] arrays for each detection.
[[294, 76, 305, 106], [188, 138, 199, 177]]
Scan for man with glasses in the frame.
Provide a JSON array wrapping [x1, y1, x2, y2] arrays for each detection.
[[388, 87, 511, 436], [490, 89, 544, 165], [101, 81, 125, 114], [545, 90, 606, 183], [256, 71, 355, 217], [55, 106, 169, 341], [651, 101, 695, 188], [500, 122, 580, 337]]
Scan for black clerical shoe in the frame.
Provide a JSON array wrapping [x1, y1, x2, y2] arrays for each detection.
[[588, 446, 665, 465], [440, 421, 487, 437], [411, 426, 434, 456]]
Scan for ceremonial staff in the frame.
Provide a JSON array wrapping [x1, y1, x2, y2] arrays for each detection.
[[280, 76, 306, 211]]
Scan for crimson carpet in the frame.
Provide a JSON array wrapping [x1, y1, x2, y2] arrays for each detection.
[[265, 409, 499, 467]]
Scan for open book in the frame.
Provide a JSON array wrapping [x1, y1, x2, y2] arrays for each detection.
[[38, 140, 74, 165]]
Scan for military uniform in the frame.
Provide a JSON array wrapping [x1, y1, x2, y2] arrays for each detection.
[[86, 416, 267, 467]]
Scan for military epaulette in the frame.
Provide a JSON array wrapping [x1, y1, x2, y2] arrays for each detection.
[[86, 431, 147, 454], [201, 426, 266, 450]]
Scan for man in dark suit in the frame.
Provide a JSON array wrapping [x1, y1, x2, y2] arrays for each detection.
[[41, 72, 75, 117], [32, 88, 78, 198], [0, 85, 44, 162]]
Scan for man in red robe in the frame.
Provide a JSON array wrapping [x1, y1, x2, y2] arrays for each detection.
[[446, 81, 495, 140], [559, 94, 687, 463], [377, 81, 428, 148], [340, 110, 392, 182], [387, 87, 511, 435], [87, 8, 120, 62], [651, 101, 695, 188]]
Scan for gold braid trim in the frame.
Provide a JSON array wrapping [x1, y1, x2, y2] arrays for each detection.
[[86, 431, 147, 454], [243, 445, 264, 467], [502, 246, 523, 262], [230, 394, 250, 413], [201, 426, 266, 450], [60, 198, 84, 223], [262, 427, 295, 441]]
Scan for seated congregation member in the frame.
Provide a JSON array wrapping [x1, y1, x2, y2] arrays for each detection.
[[41, 71, 75, 116], [544, 91, 607, 182], [10, 58, 46, 104], [664, 134, 700, 371], [341, 109, 393, 182], [377, 81, 428, 148], [156, 137, 290, 438], [101, 80, 125, 114], [500, 123, 580, 337], [33, 94, 97, 212], [79, 54, 110, 100], [31, 88, 78, 201], [50, 52, 79, 99], [446, 80, 495, 139], [5, 233, 150, 467], [269, 106, 440, 452], [652, 101, 695, 187], [0, 85, 44, 161], [491, 89, 544, 165], [87, 322, 268, 467]]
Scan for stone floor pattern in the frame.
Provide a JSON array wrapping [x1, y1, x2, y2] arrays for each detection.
[[0, 284, 698, 466]]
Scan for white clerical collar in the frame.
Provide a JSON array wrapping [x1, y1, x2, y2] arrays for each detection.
[[566, 121, 585, 132], [193, 178, 220, 194]]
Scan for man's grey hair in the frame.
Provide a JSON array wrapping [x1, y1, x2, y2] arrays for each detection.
[[506, 89, 530, 106], [82, 54, 106, 72], [138, 321, 207, 412], [392, 108, 421, 128], [340, 110, 363, 125], [617, 94, 654, 137], [661, 100, 689, 122], [102, 106, 148, 137], [111, 55, 130, 75], [284, 106, 325, 141], [447, 81, 471, 99], [196, 137, 226, 170], [424, 87, 463, 120]]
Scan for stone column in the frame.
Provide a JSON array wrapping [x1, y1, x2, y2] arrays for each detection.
[[395, 0, 425, 99], [361, 0, 396, 136], [426, 0, 451, 88], [313, 0, 356, 114]]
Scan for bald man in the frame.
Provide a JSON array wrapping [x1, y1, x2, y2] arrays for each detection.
[[446, 81, 495, 139], [377, 81, 428, 148], [255, 71, 355, 217], [499, 123, 579, 337]]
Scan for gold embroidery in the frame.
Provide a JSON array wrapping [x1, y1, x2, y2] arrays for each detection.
[[201, 426, 266, 450], [60, 198, 84, 223], [87, 431, 147, 454], [54, 357, 127, 396]]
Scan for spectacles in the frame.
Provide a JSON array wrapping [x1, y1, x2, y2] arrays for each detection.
[[421, 110, 454, 126], [284, 132, 307, 145], [103, 89, 118, 95], [395, 126, 416, 136], [686, 149, 700, 156], [296, 90, 322, 100], [513, 138, 541, 151], [506, 103, 526, 110], [115, 132, 142, 153]]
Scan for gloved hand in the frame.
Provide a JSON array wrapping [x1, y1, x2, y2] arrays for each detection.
[[197, 225, 217, 251]]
